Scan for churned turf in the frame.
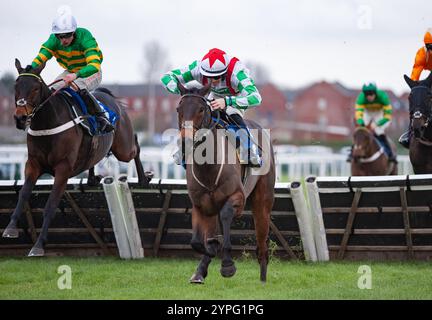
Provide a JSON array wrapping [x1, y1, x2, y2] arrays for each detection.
[[0, 256, 431, 300]]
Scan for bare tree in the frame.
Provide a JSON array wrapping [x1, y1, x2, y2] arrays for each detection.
[[141, 40, 169, 84], [0, 72, 15, 95], [141, 41, 170, 144], [246, 61, 271, 85]]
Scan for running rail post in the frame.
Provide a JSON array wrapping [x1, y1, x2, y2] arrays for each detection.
[[117, 175, 144, 259], [102, 176, 132, 259], [306, 176, 329, 261], [290, 181, 317, 262]]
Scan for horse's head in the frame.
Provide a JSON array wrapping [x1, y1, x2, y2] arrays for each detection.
[[14, 59, 46, 130], [404, 73, 432, 139], [352, 127, 374, 161], [176, 81, 212, 140]]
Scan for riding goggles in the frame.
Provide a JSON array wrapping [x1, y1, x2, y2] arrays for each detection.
[[364, 90, 376, 96], [426, 44, 432, 51], [56, 32, 75, 40]]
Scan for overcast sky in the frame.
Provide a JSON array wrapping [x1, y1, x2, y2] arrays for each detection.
[[1, 0, 431, 95]]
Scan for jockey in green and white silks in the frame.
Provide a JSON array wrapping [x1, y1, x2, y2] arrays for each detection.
[[161, 48, 262, 167]]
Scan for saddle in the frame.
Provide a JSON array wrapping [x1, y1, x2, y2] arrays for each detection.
[[210, 111, 261, 154], [59, 88, 118, 136]]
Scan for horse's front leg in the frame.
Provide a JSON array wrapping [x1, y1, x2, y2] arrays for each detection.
[[28, 162, 71, 257], [219, 200, 237, 278], [87, 167, 103, 186], [133, 134, 152, 187], [190, 207, 219, 284], [2, 159, 41, 238]]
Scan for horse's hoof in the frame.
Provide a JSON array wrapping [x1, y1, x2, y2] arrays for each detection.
[[28, 247, 45, 257], [144, 171, 154, 180], [2, 228, 19, 238], [87, 175, 103, 186], [190, 273, 205, 284], [220, 263, 237, 278]]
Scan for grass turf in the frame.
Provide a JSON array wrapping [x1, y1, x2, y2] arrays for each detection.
[[0, 256, 431, 300]]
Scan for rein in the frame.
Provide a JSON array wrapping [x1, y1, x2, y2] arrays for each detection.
[[409, 85, 432, 144], [179, 93, 225, 192], [16, 73, 82, 136], [17, 73, 79, 119]]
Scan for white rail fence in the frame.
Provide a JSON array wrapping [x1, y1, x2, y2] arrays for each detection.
[[0, 145, 412, 181]]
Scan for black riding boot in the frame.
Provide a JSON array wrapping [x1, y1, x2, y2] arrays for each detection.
[[79, 89, 114, 133], [377, 134, 397, 163], [228, 114, 262, 167]]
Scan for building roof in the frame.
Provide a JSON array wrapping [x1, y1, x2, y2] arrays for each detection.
[[102, 83, 169, 98]]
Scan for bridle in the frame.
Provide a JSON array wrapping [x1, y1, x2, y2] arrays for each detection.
[[177, 93, 225, 192], [410, 86, 432, 130], [15, 73, 77, 120], [177, 93, 221, 143], [353, 127, 384, 163]]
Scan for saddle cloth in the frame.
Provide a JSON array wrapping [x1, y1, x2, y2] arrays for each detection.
[[59, 88, 118, 136]]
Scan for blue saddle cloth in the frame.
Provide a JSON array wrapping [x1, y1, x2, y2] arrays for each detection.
[[211, 113, 254, 151], [374, 135, 391, 158], [62, 88, 118, 135]]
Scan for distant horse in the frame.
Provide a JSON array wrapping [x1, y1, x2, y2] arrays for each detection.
[[351, 126, 397, 176], [2, 59, 152, 256], [176, 83, 275, 283], [403, 72, 432, 173]]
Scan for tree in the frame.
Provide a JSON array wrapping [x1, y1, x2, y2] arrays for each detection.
[[141, 40, 169, 84], [0, 72, 15, 95], [141, 41, 170, 144], [246, 61, 271, 85]]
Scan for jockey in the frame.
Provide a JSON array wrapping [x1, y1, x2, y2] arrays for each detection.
[[410, 28, 432, 82], [347, 82, 397, 163], [30, 7, 113, 133], [399, 28, 432, 148], [161, 48, 262, 167]]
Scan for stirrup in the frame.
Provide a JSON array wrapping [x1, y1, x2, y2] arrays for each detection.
[[97, 116, 114, 133]]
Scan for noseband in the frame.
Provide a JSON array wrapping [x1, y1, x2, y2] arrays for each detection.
[[16, 74, 71, 120], [15, 73, 44, 118], [410, 86, 432, 129], [178, 94, 221, 143]]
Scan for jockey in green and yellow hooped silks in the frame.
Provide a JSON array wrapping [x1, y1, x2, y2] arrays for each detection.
[[31, 7, 113, 133], [161, 48, 262, 168], [347, 82, 397, 163], [399, 28, 432, 148]]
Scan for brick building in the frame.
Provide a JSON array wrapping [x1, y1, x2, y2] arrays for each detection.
[[0, 80, 410, 144]]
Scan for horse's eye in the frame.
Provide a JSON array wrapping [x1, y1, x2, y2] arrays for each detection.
[[199, 107, 204, 113]]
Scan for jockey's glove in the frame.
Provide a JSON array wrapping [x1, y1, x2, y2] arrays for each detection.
[[356, 118, 365, 126]]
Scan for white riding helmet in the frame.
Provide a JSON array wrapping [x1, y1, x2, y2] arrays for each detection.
[[52, 6, 77, 34], [199, 48, 229, 77]]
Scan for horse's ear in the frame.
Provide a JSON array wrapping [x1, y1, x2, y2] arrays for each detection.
[[177, 81, 187, 96], [15, 58, 23, 74], [404, 74, 417, 89], [198, 81, 211, 97], [33, 62, 46, 75], [425, 71, 432, 88]]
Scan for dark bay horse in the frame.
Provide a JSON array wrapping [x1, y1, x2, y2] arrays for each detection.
[[351, 126, 397, 176], [176, 83, 275, 283], [2, 59, 152, 256], [403, 72, 432, 173]]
